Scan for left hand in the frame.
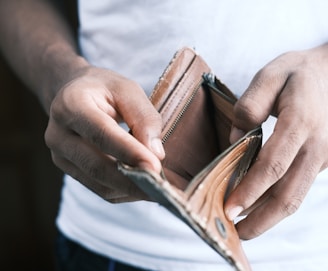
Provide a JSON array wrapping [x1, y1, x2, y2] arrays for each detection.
[[224, 43, 328, 240]]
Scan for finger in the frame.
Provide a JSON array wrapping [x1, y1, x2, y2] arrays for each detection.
[[231, 56, 290, 136], [52, 153, 148, 202], [51, 75, 164, 172], [45, 123, 147, 198], [54, 98, 163, 173], [113, 80, 165, 160], [235, 145, 321, 240], [52, 153, 127, 200], [225, 106, 308, 220]]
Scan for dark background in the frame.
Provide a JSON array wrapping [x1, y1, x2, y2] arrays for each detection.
[[0, 1, 78, 270], [0, 54, 63, 270]]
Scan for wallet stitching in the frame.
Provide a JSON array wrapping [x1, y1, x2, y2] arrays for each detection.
[[161, 61, 200, 129], [150, 49, 190, 104]]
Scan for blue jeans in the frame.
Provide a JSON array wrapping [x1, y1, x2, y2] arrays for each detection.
[[55, 231, 150, 271]]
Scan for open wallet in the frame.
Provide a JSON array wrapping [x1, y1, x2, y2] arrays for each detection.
[[118, 47, 262, 271]]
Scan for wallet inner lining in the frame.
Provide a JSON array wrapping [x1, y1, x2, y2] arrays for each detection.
[[162, 75, 236, 192]]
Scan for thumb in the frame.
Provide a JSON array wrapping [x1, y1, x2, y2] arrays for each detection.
[[231, 60, 290, 141]]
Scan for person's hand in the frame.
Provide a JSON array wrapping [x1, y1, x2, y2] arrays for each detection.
[[225, 43, 328, 239], [45, 65, 165, 203]]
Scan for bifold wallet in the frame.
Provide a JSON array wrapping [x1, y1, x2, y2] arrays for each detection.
[[118, 47, 262, 271]]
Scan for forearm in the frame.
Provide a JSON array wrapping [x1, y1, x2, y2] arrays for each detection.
[[0, 0, 88, 113]]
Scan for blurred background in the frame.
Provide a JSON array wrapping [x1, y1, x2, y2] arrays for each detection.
[[0, 1, 78, 270], [0, 54, 63, 270]]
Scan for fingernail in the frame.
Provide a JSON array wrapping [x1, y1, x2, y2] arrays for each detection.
[[151, 138, 165, 159], [226, 206, 243, 221], [230, 126, 246, 144]]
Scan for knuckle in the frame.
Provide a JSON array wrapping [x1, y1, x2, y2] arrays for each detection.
[[70, 148, 106, 181], [280, 129, 302, 157], [249, 65, 283, 94], [90, 125, 107, 149], [299, 152, 319, 185], [49, 97, 67, 123], [88, 164, 105, 181], [280, 197, 302, 217], [284, 111, 311, 136], [286, 128, 302, 145], [44, 118, 63, 149], [249, 68, 268, 90], [84, 159, 106, 181], [44, 125, 55, 149], [235, 62, 290, 129], [234, 95, 264, 128], [262, 159, 286, 181], [44, 123, 64, 152], [271, 191, 302, 217]]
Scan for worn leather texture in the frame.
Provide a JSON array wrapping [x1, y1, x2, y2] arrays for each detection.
[[119, 47, 262, 271]]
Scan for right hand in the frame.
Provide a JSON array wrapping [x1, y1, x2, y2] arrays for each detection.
[[45, 65, 165, 203], [225, 44, 328, 239]]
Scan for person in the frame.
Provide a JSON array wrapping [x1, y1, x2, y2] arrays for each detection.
[[1, 0, 328, 270]]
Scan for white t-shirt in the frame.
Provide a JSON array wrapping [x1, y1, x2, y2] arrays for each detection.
[[56, 1, 328, 270]]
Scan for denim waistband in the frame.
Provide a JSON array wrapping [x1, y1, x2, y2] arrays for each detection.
[[55, 230, 150, 271]]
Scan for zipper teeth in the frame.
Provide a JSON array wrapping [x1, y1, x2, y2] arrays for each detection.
[[162, 79, 204, 144]]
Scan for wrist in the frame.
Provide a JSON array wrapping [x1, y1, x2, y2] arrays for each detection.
[[40, 44, 90, 113]]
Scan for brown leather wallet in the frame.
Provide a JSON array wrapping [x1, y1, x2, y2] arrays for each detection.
[[118, 47, 262, 271]]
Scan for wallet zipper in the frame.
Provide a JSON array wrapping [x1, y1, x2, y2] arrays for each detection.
[[162, 72, 234, 144], [162, 78, 204, 143]]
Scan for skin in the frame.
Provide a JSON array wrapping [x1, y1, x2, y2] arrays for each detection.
[[225, 45, 328, 239], [0, 0, 164, 202], [1, 0, 328, 239]]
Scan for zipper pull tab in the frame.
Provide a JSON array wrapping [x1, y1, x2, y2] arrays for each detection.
[[202, 72, 216, 86], [202, 72, 237, 105]]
